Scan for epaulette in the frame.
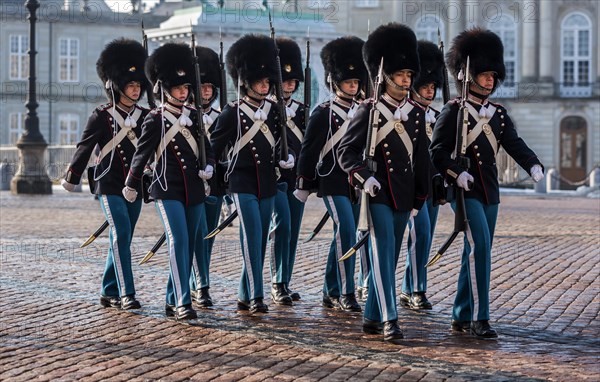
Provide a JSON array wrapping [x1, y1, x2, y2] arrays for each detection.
[[97, 103, 112, 112], [318, 101, 330, 109], [228, 100, 239, 107], [407, 98, 420, 107], [488, 100, 504, 109]]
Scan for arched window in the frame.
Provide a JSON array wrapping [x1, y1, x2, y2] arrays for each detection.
[[560, 12, 592, 97], [488, 15, 517, 98], [414, 15, 445, 44]]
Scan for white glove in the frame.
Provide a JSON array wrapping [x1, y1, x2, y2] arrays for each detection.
[[279, 154, 295, 170], [205, 184, 211, 196], [410, 208, 419, 218], [363, 176, 381, 197], [530, 165, 544, 183], [61, 179, 76, 192], [198, 164, 214, 180], [293, 189, 309, 203], [122, 186, 138, 203], [456, 171, 474, 191]]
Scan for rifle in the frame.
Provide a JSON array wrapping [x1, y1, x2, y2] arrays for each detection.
[[141, 20, 156, 109], [191, 32, 208, 172], [268, 11, 289, 161], [219, 27, 228, 109], [438, 28, 450, 104], [340, 57, 384, 262], [363, 20, 372, 99], [426, 57, 472, 267], [304, 27, 311, 125]]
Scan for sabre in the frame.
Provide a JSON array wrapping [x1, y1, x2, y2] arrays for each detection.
[[426, 56, 472, 267], [205, 209, 238, 239], [303, 211, 330, 243], [80, 221, 109, 248], [338, 231, 370, 262], [139, 234, 166, 265]]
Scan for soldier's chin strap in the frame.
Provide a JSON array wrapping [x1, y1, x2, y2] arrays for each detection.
[[384, 74, 411, 93], [411, 87, 436, 103], [118, 90, 139, 105]]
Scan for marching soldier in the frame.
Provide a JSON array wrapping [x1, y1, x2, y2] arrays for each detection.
[[210, 34, 295, 314], [61, 39, 149, 310], [123, 43, 215, 320], [269, 37, 307, 305], [190, 46, 223, 308], [294, 36, 367, 312], [430, 28, 544, 338], [399, 40, 446, 310], [338, 23, 429, 341]]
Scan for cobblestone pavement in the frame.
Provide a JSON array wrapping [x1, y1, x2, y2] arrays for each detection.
[[1, 189, 599, 381]]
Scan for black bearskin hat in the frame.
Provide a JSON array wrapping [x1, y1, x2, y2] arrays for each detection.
[[226, 34, 278, 90], [447, 28, 505, 89], [194, 46, 222, 90], [363, 23, 420, 83], [320, 36, 367, 86], [96, 38, 149, 102], [413, 40, 445, 90], [145, 43, 195, 94], [277, 37, 304, 83]]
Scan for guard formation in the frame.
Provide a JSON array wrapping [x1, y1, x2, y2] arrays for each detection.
[[64, 22, 545, 342]]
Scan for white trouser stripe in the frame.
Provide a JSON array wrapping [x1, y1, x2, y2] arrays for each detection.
[[234, 193, 255, 299], [269, 215, 277, 283], [157, 200, 183, 307], [326, 196, 348, 294], [369, 213, 389, 321], [100, 195, 126, 297], [465, 223, 479, 320], [408, 217, 418, 292]]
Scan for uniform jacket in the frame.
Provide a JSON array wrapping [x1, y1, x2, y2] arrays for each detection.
[[413, 102, 441, 196], [203, 106, 227, 197], [126, 104, 215, 206], [209, 98, 291, 199], [279, 98, 306, 191], [430, 98, 543, 205], [296, 99, 359, 199], [66, 103, 149, 198], [338, 96, 429, 212]]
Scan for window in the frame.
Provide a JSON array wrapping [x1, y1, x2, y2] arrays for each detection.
[[59, 38, 79, 82], [488, 15, 518, 98], [414, 15, 445, 44], [9, 113, 25, 144], [59, 114, 79, 145], [560, 116, 587, 188], [560, 12, 591, 97], [9, 35, 29, 80], [355, 0, 379, 8]]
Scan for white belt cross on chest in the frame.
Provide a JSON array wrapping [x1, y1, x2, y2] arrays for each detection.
[[98, 107, 142, 163], [375, 101, 415, 167], [156, 108, 199, 162], [228, 102, 274, 158], [286, 102, 303, 142], [465, 102, 498, 155], [319, 104, 353, 161]]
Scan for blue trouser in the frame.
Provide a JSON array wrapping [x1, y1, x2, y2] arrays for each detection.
[[402, 198, 439, 294], [452, 198, 498, 322], [155, 199, 204, 308], [323, 195, 359, 297], [364, 203, 410, 323], [233, 193, 275, 302], [269, 187, 305, 285], [191, 195, 222, 290], [99, 195, 142, 298]]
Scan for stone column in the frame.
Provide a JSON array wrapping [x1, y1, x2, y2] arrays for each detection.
[[538, 0, 554, 96], [520, 0, 538, 83]]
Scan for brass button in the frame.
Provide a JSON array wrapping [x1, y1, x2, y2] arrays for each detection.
[[183, 165, 187, 169], [181, 159, 185, 162], [177, 152, 181, 156], [117, 144, 121, 148], [386, 151, 390, 156], [171, 138, 176, 142], [474, 145, 479, 149], [415, 120, 419, 125], [120, 150, 124, 154], [174, 146, 179, 150], [254, 154, 259, 158], [387, 159, 391, 164], [252, 147, 257, 151], [477, 153, 480, 157], [245, 127, 249, 130], [389, 168, 394, 172], [415, 129, 419, 133], [384, 143, 389, 148], [124, 164, 129, 168], [250, 140, 254, 144], [122, 157, 126, 160], [479, 161, 482, 165], [257, 160, 261, 164]]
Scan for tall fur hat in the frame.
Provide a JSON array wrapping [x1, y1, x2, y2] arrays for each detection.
[[194, 46, 221, 90], [447, 28, 505, 88], [96, 38, 149, 102], [363, 23, 420, 83], [277, 37, 304, 83], [320, 36, 367, 86], [145, 43, 195, 94], [413, 40, 445, 90], [226, 34, 278, 90]]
